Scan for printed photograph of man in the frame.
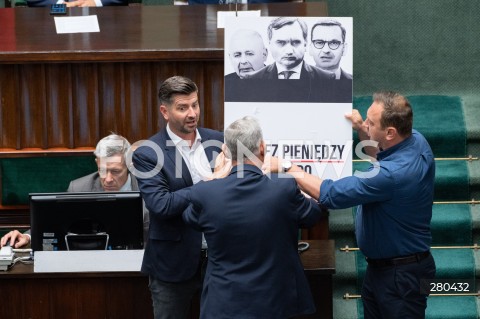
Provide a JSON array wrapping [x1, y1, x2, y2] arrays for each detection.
[[309, 19, 352, 80], [224, 17, 352, 103], [226, 29, 268, 79], [249, 17, 318, 80], [224, 29, 268, 101]]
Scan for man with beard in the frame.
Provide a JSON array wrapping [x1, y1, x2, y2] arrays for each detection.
[[132, 76, 224, 319]]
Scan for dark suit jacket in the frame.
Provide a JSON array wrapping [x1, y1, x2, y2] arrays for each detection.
[[228, 62, 351, 102], [132, 127, 223, 282], [248, 62, 333, 81], [183, 164, 322, 318], [27, 0, 127, 7], [224, 72, 242, 102]]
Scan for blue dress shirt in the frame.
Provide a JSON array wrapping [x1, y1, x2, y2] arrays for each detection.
[[319, 130, 435, 259]]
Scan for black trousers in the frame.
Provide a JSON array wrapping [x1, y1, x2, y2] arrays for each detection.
[[361, 253, 436, 319]]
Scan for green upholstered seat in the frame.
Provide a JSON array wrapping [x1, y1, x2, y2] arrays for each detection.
[[0, 156, 97, 206]]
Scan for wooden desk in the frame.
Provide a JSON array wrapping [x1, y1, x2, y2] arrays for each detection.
[[0, 240, 335, 319]]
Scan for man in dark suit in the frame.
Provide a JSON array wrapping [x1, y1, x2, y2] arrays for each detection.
[[132, 76, 223, 319], [242, 17, 346, 103], [0, 134, 149, 247], [183, 116, 323, 318], [27, 0, 126, 7]]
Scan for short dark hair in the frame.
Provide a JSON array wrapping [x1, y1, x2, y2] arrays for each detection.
[[373, 91, 413, 137], [158, 76, 198, 106], [311, 19, 346, 42], [267, 17, 308, 42]]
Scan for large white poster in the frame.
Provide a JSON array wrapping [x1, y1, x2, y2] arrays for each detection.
[[224, 17, 353, 180]]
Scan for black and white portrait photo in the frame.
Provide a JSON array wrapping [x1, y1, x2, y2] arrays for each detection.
[[224, 17, 353, 103]]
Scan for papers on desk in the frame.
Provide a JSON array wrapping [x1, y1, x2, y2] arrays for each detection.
[[54, 15, 100, 34], [217, 10, 261, 29]]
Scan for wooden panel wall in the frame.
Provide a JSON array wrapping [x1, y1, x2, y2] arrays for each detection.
[[0, 60, 225, 150]]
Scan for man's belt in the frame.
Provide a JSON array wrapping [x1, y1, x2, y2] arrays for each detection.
[[366, 251, 430, 267]]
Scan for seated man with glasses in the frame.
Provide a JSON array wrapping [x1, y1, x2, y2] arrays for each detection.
[[309, 19, 353, 80]]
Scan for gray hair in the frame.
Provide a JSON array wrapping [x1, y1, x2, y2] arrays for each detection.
[[94, 134, 131, 160], [224, 116, 263, 161]]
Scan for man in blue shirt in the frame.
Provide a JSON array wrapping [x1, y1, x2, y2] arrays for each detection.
[[265, 91, 436, 318]]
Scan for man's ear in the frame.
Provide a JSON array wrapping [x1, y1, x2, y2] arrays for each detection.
[[385, 127, 397, 141], [263, 48, 268, 62], [159, 104, 169, 121], [259, 141, 266, 158], [222, 144, 232, 159]]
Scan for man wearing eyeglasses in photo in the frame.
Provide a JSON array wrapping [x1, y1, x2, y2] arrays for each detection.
[[309, 19, 353, 81]]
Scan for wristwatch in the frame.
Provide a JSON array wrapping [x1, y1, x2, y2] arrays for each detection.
[[282, 160, 292, 173]]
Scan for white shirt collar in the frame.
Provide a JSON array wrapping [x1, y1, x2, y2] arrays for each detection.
[[333, 67, 341, 80], [166, 124, 202, 148]]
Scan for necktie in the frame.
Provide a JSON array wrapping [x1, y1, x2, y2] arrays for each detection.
[[279, 71, 294, 79]]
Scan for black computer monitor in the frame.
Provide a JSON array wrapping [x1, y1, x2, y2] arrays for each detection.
[[30, 191, 144, 252]]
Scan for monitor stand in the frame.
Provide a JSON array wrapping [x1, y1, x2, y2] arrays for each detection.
[[65, 233, 109, 251]]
